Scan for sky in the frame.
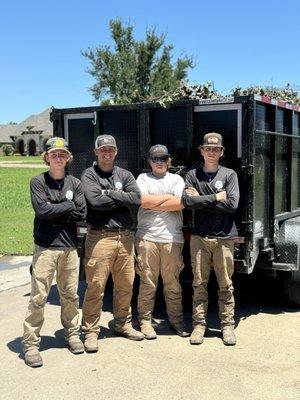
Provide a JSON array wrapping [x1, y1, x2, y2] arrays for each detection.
[[0, 0, 299, 124]]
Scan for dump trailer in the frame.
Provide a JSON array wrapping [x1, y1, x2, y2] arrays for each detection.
[[51, 95, 300, 305]]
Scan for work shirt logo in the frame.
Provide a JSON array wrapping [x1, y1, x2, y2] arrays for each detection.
[[66, 190, 74, 200], [215, 180, 223, 191], [115, 181, 123, 191]]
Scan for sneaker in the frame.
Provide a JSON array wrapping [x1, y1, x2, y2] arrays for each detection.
[[189, 326, 206, 345], [222, 326, 236, 346], [170, 324, 190, 338], [84, 334, 99, 353], [67, 336, 84, 354], [140, 323, 157, 340], [114, 325, 145, 341], [24, 348, 43, 368]]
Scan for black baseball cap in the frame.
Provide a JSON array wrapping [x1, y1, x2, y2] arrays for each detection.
[[201, 132, 223, 148]]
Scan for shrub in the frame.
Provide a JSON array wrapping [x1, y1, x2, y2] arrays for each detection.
[[1, 144, 14, 156]]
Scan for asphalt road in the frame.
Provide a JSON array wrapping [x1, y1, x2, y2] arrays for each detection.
[[0, 272, 299, 400]]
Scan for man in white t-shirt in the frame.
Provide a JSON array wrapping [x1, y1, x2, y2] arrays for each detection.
[[135, 144, 189, 339]]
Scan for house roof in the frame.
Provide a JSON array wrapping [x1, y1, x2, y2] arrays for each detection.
[[0, 124, 16, 144], [0, 108, 52, 144]]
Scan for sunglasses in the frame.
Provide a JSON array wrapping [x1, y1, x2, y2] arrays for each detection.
[[150, 156, 168, 163], [49, 152, 69, 159]]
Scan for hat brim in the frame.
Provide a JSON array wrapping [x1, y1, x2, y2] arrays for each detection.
[[201, 144, 223, 148], [149, 153, 170, 157], [47, 147, 70, 154], [96, 144, 117, 149]]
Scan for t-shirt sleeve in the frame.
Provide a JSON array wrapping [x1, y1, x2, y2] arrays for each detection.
[[173, 175, 185, 197], [136, 174, 150, 195]]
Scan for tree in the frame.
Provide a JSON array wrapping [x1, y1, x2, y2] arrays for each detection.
[[82, 19, 194, 104]]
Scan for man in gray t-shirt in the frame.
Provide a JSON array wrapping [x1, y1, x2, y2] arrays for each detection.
[[135, 144, 189, 339]]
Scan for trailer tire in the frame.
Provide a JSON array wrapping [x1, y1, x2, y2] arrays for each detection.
[[282, 270, 300, 307]]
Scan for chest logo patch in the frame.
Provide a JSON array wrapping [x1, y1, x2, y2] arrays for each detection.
[[215, 180, 223, 191], [115, 181, 123, 191], [66, 190, 74, 200]]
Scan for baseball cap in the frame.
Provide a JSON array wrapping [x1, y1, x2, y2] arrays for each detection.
[[45, 137, 70, 153], [201, 132, 223, 148], [148, 144, 170, 157], [95, 134, 117, 149]]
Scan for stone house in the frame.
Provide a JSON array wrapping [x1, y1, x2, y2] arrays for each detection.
[[0, 108, 52, 155]]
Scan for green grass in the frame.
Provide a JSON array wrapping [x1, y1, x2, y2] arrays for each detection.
[[0, 167, 47, 254], [0, 155, 43, 163]]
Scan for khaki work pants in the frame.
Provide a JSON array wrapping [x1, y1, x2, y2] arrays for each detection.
[[82, 229, 135, 334], [190, 236, 235, 327], [135, 238, 184, 326], [23, 246, 80, 351]]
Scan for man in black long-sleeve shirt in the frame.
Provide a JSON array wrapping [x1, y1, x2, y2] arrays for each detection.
[[81, 134, 144, 352], [23, 137, 86, 367], [182, 132, 239, 346]]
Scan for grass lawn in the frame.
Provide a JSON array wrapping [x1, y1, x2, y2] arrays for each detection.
[[0, 155, 43, 163], [0, 167, 47, 254]]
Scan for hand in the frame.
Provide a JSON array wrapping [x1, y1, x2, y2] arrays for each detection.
[[215, 191, 227, 201], [186, 187, 200, 196]]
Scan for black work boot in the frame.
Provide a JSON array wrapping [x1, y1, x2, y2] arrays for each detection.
[[170, 323, 190, 338]]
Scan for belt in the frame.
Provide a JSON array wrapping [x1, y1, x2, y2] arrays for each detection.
[[90, 226, 127, 232]]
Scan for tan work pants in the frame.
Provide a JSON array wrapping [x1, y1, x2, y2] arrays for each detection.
[[23, 246, 80, 351], [190, 236, 235, 327], [82, 229, 135, 334], [135, 238, 184, 326]]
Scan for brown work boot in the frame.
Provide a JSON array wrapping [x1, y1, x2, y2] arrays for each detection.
[[140, 322, 157, 340], [222, 326, 236, 346], [189, 325, 206, 345], [84, 334, 99, 353], [67, 336, 84, 354], [114, 324, 145, 341], [170, 323, 190, 338], [24, 348, 43, 368]]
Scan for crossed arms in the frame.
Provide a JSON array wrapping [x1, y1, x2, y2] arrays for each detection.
[[140, 194, 184, 211]]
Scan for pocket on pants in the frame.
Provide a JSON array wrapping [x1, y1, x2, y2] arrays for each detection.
[[84, 258, 98, 283]]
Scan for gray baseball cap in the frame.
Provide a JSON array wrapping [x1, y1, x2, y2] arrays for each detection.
[[95, 134, 117, 149], [148, 144, 170, 157]]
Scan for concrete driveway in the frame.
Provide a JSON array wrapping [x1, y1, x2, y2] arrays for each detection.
[[0, 271, 299, 400]]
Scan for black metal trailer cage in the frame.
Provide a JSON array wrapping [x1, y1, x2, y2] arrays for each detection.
[[50, 94, 300, 305]]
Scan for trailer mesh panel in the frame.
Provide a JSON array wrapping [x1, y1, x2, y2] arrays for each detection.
[[67, 118, 95, 179], [149, 107, 192, 169], [101, 110, 140, 176]]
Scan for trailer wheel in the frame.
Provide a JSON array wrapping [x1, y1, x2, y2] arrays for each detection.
[[282, 270, 300, 307]]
